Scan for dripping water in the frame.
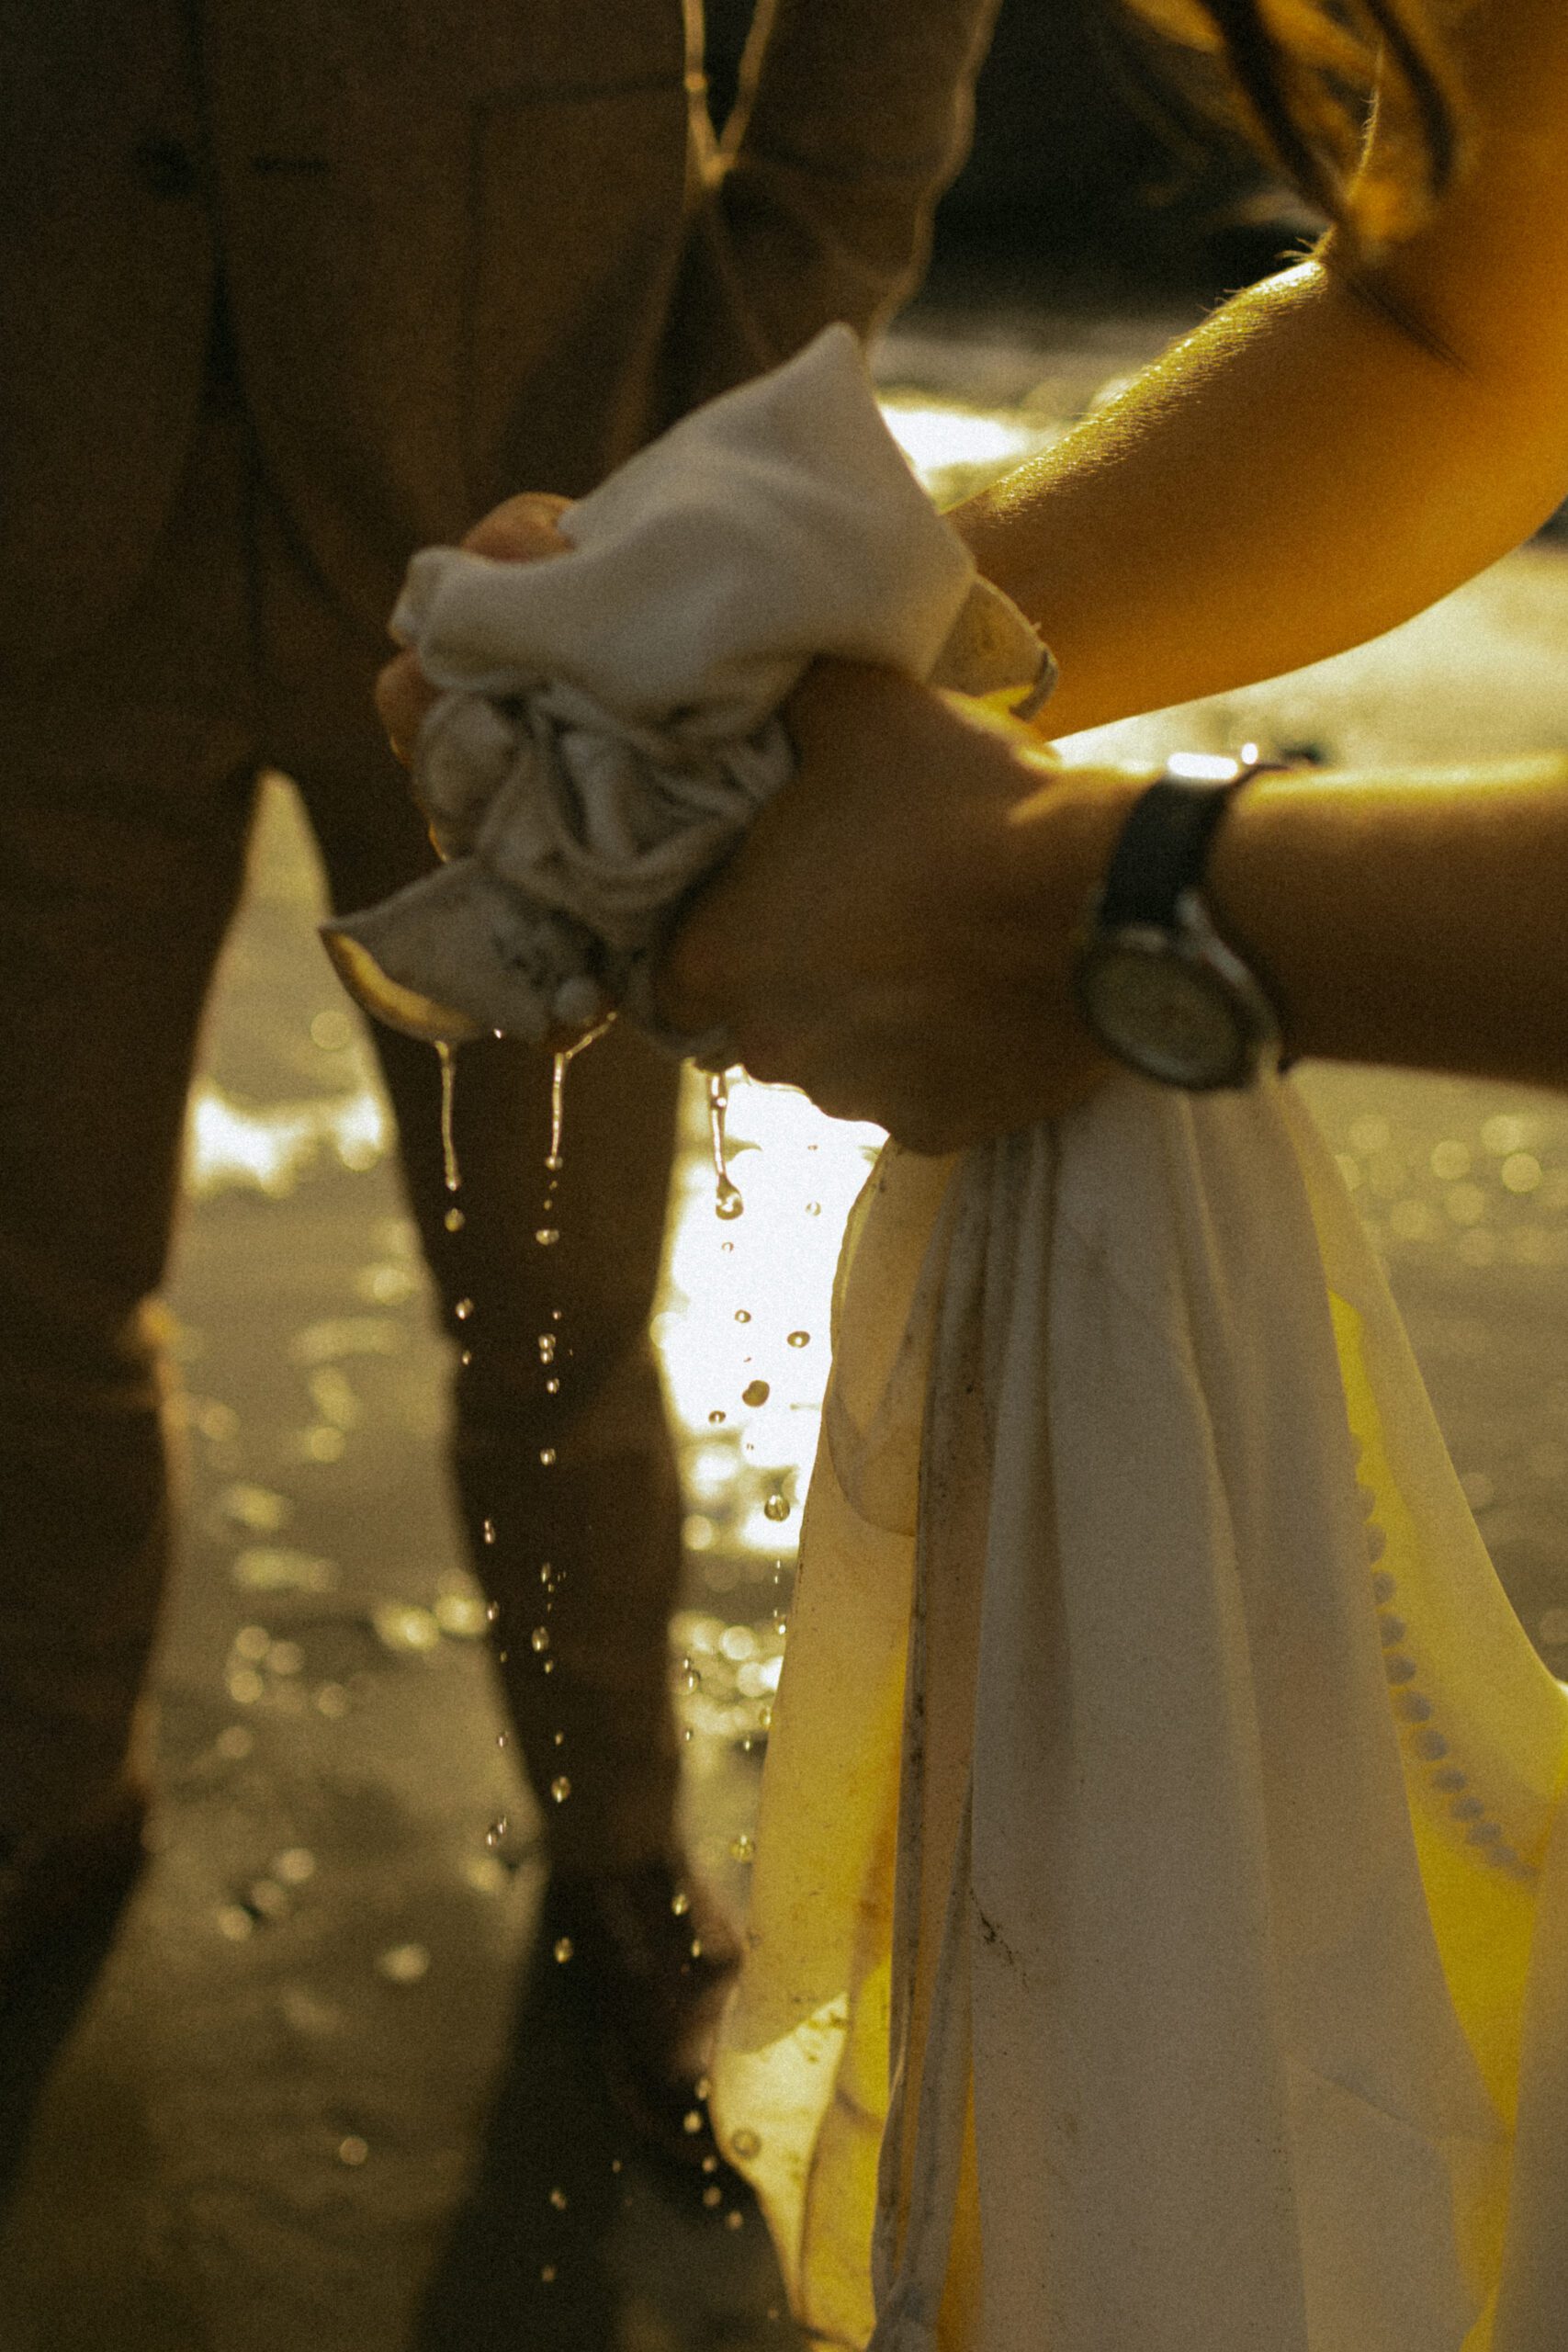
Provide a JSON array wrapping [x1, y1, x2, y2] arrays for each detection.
[[436, 1040, 462, 1199], [548, 1017, 614, 1172], [707, 1069, 744, 1220]]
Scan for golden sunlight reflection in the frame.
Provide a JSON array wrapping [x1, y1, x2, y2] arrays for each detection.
[[879, 398, 1054, 484], [658, 1069, 885, 1587], [186, 1078, 389, 1197]]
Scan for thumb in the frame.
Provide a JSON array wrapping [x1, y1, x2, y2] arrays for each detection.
[[461, 491, 574, 564]]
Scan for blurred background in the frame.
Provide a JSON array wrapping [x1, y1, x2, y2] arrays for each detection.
[[2, 6, 1565, 2346]]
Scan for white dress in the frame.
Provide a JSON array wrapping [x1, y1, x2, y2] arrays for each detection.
[[714, 1074, 1568, 2352]]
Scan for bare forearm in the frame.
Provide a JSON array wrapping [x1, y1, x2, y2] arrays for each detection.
[[954, 261, 1568, 740], [664, 0, 998, 411], [1201, 759, 1568, 1091], [954, 0, 1568, 743]]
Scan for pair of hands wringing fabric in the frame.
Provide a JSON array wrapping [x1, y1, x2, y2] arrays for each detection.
[[375, 492, 1145, 1153]]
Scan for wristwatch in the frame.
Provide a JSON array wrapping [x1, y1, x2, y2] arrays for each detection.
[[1072, 754, 1285, 1090]]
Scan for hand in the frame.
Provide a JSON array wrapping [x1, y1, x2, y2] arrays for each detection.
[[657, 659, 1150, 1154], [374, 492, 573, 764]]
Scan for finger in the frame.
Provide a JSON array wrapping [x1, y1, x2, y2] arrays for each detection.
[[462, 492, 574, 564], [375, 650, 440, 767]]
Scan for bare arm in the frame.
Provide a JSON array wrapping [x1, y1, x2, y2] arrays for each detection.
[[1205, 756, 1568, 1094], [659, 667, 1568, 1150], [659, 0, 1001, 411], [953, 0, 1568, 737]]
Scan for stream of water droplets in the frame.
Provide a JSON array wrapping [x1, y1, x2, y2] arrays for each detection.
[[707, 1070, 744, 1221]]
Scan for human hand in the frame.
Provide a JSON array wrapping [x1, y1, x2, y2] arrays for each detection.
[[374, 492, 573, 765], [657, 659, 1150, 1154]]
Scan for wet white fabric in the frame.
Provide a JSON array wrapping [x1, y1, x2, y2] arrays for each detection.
[[713, 1076, 1568, 2352], [321, 324, 1047, 1055]]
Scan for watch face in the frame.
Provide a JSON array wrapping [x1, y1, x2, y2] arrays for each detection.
[[1076, 934, 1250, 1089]]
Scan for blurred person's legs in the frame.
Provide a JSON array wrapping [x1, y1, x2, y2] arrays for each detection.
[[0, 371, 728, 2138], [0, 402, 260, 1955]]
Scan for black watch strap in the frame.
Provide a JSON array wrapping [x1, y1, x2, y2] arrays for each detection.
[[1097, 773, 1247, 928]]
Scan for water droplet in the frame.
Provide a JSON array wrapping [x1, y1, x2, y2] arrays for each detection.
[[720, 1239, 734, 1253], [690, 1936, 704, 1958], [540, 2263, 557, 2284], [701, 2154, 718, 2175], [455, 1297, 475, 1321], [485, 1596, 500, 1620], [539, 1447, 557, 1466], [549, 2185, 569, 2210], [703, 2183, 723, 2207], [787, 1330, 810, 1348], [734, 1309, 751, 1325], [553, 1936, 574, 1963], [550, 1775, 571, 1803], [542, 1657, 555, 1673], [535, 1228, 560, 1248], [444, 1205, 465, 1233], [553, 1730, 565, 1746], [531, 1626, 550, 1653], [459, 1347, 473, 1367], [741, 1379, 770, 1408], [716, 1184, 745, 1221], [729, 1832, 755, 1862], [496, 1731, 508, 1748], [486, 1817, 509, 1849], [725, 2210, 744, 2232], [545, 1376, 560, 1394], [671, 1889, 691, 1917], [730, 2126, 761, 2158], [763, 1492, 790, 1523], [537, 1333, 557, 1363], [708, 1409, 727, 1425], [682, 2109, 705, 2136], [805, 1201, 821, 1217], [338, 2134, 369, 2167], [551, 1308, 563, 1322]]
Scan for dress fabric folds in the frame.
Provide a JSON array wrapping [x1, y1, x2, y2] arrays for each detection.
[[713, 1075, 1568, 2352]]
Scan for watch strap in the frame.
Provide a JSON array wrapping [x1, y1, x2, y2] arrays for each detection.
[[1097, 773, 1247, 928]]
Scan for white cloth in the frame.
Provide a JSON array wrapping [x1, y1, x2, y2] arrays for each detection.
[[714, 1077, 1568, 2352], [321, 324, 1048, 1054]]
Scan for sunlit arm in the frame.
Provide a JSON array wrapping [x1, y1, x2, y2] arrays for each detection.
[[1199, 756, 1568, 1093], [660, 0, 998, 414], [660, 662, 1568, 1149], [952, 0, 1568, 739], [1007, 752, 1568, 1101]]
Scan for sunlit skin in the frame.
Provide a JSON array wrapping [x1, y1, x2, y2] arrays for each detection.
[[380, 0, 1568, 1149]]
